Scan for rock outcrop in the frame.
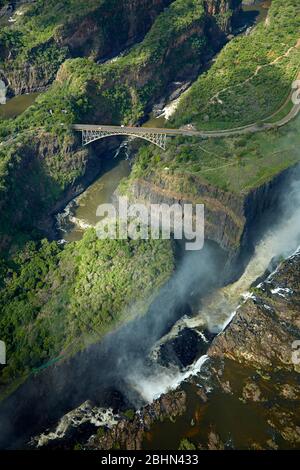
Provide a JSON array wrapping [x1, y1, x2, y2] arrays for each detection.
[[2, 59, 61, 96], [85, 250, 300, 450], [209, 249, 300, 371], [0, 0, 173, 95], [205, 0, 241, 15], [123, 173, 245, 254], [87, 391, 187, 451], [120, 164, 295, 281]]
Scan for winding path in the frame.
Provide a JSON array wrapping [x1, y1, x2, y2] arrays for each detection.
[[73, 85, 300, 149], [1, 79, 299, 151]]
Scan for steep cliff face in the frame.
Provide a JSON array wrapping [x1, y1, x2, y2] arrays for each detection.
[[205, 0, 241, 15], [119, 163, 295, 280], [120, 172, 245, 253], [2, 57, 61, 96], [56, 0, 173, 60], [0, 132, 120, 247], [203, 250, 300, 448], [235, 166, 296, 272], [83, 251, 300, 451], [0, 0, 173, 95], [208, 250, 300, 370]]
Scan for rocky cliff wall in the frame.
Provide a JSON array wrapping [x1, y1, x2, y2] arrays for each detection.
[[2, 57, 59, 96], [56, 0, 173, 61], [121, 163, 298, 281], [120, 173, 245, 253], [209, 249, 300, 369], [1, 0, 173, 95], [0, 131, 121, 248]]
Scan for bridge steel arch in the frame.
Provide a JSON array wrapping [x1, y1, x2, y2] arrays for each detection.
[[81, 128, 167, 150]]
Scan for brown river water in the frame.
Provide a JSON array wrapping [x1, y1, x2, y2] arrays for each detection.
[[0, 92, 40, 119], [57, 158, 131, 242]]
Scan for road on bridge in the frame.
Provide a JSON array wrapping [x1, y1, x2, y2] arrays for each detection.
[[3, 81, 299, 150], [72, 93, 300, 142]]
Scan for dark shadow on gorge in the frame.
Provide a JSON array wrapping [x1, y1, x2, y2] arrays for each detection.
[[1, 164, 299, 451], [0, 240, 227, 450]]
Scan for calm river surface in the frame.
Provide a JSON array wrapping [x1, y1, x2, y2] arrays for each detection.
[[0, 92, 40, 119], [57, 158, 131, 242]]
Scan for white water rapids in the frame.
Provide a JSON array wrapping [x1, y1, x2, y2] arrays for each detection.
[[129, 355, 209, 403], [0, 80, 7, 105], [129, 174, 300, 403], [33, 402, 118, 448]]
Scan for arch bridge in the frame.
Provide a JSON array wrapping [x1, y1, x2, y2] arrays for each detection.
[[72, 103, 299, 152], [73, 124, 172, 150]]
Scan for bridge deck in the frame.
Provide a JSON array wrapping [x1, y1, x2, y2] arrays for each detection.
[[72, 124, 187, 136], [71, 123, 273, 139], [72, 95, 300, 142]]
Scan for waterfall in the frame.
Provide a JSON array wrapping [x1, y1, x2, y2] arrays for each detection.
[[0, 80, 7, 105]]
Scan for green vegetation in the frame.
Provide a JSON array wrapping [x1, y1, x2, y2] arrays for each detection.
[[58, 0, 208, 124], [0, 129, 88, 248], [0, 0, 133, 73], [73, 443, 84, 450], [0, 0, 226, 247], [178, 438, 196, 450], [0, 0, 213, 140], [1, 0, 299, 406], [172, 0, 300, 129], [123, 114, 300, 194], [123, 409, 136, 420], [0, 229, 174, 391], [0, 1, 70, 74]]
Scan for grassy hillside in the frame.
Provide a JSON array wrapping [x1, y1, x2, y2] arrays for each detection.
[[172, 0, 300, 129], [122, 113, 300, 194], [0, 230, 174, 393], [117, 0, 300, 198]]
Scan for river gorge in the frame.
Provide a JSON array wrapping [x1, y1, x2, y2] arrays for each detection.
[[0, 0, 299, 453], [1, 151, 298, 450]]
